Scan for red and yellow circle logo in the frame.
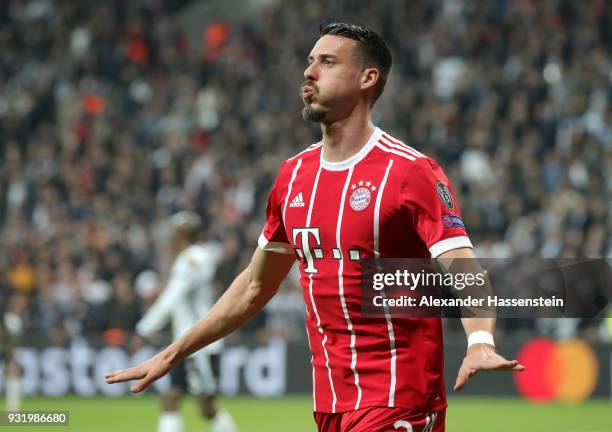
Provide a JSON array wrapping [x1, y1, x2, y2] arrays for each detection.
[[514, 338, 598, 403]]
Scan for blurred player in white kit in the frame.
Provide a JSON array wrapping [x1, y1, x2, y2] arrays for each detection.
[[136, 211, 237, 432], [2, 300, 23, 412]]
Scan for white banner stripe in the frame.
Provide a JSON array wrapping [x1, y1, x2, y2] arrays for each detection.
[[283, 159, 302, 224], [375, 142, 416, 161], [379, 135, 422, 158], [428, 412, 438, 432], [257, 234, 293, 254], [334, 167, 363, 410], [287, 142, 322, 160], [303, 165, 336, 412], [382, 133, 426, 158], [429, 235, 473, 258], [373, 159, 397, 407], [306, 167, 322, 224], [304, 322, 316, 411], [321, 334, 336, 412]]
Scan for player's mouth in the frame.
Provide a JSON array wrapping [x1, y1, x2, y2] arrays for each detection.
[[301, 85, 316, 99]]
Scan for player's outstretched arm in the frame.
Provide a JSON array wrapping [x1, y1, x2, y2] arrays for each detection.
[[105, 246, 295, 393], [436, 247, 525, 391]]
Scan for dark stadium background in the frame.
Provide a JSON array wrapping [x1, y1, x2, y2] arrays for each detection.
[[0, 0, 610, 430]]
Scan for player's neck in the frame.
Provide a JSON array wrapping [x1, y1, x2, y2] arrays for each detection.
[[320, 116, 375, 163]]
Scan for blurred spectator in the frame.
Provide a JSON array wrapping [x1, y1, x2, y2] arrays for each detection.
[[106, 273, 141, 332], [0, 0, 610, 344]]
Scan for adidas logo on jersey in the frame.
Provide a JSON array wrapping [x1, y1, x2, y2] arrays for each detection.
[[289, 192, 305, 207]]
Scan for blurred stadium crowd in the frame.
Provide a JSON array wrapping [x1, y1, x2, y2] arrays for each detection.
[[0, 0, 611, 347]]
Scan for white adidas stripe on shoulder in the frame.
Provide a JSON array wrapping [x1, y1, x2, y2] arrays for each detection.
[[375, 141, 417, 161], [382, 133, 426, 157], [379, 135, 422, 159], [381, 133, 426, 158], [287, 142, 323, 161]]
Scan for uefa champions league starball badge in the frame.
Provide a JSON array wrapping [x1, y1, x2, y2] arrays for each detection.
[[349, 180, 377, 211]]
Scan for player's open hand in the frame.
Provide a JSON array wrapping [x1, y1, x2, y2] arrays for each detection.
[[453, 343, 525, 391], [105, 347, 177, 393]]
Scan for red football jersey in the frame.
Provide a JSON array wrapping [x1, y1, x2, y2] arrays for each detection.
[[259, 127, 472, 413]]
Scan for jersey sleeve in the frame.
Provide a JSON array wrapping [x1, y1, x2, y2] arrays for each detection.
[[258, 161, 293, 254], [401, 158, 473, 258]]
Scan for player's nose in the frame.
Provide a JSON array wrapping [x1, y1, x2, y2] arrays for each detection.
[[304, 62, 318, 82]]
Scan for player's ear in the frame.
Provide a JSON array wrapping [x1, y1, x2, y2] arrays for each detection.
[[360, 67, 379, 92]]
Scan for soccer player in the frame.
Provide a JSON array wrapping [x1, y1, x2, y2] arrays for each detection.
[[135, 211, 237, 432], [107, 23, 524, 431]]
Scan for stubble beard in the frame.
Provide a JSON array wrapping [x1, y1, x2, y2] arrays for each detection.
[[302, 104, 326, 122]]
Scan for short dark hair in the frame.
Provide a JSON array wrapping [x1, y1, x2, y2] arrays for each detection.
[[170, 211, 202, 242], [320, 22, 392, 103]]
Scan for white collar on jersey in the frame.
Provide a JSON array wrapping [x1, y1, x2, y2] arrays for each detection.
[[319, 127, 382, 171]]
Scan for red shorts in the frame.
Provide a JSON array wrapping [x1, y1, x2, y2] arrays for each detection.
[[314, 407, 445, 432]]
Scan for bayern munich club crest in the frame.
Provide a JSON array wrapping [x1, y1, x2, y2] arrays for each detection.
[[350, 180, 377, 211]]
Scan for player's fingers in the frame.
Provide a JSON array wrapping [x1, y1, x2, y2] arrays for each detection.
[[453, 366, 474, 391], [492, 359, 519, 370], [512, 363, 525, 371], [105, 370, 130, 383], [130, 374, 154, 393], [105, 367, 145, 384], [480, 355, 517, 371], [104, 369, 123, 380], [105, 368, 134, 379], [453, 374, 466, 391]]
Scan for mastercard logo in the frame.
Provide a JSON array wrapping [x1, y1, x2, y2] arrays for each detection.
[[514, 338, 598, 403]]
